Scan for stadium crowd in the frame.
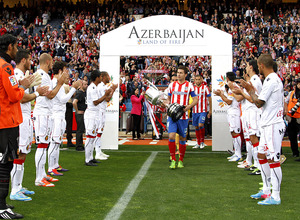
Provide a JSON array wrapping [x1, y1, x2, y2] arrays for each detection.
[[0, 0, 299, 218]]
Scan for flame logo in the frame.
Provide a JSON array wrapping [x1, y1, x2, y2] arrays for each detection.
[[217, 99, 227, 108], [216, 75, 226, 88], [137, 39, 142, 45]]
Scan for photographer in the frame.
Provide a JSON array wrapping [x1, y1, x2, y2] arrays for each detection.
[[284, 78, 300, 161]]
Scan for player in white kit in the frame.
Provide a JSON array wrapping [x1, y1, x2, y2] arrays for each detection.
[[10, 49, 48, 201], [33, 53, 68, 187], [241, 54, 285, 205], [47, 61, 82, 176], [214, 72, 242, 162], [231, 60, 262, 174], [94, 71, 117, 160], [84, 70, 112, 166]]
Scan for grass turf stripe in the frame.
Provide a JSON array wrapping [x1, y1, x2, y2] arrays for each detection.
[[104, 151, 158, 220]]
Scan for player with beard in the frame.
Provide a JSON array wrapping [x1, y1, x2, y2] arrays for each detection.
[[10, 49, 48, 201], [241, 54, 285, 205], [33, 54, 68, 187]]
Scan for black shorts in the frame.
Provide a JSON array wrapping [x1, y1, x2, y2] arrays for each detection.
[[0, 126, 19, 164]]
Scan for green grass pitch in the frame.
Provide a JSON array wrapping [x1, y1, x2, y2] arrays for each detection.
[[10, 145, 300, 220]]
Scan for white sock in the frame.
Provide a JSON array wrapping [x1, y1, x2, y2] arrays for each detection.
[[85, 137, 95, 163], [95, 135, 101, 155], [10, 162, 24, 195], [270, 164, 282, 201], [35, 148, 47, 182], [252, 147, 260, 169], [259, 159, 271, 195], [233, 135, 242, 158], [54, 143, 60, 169], [48, 142, 56, 172], [245, 140, 253, 166]]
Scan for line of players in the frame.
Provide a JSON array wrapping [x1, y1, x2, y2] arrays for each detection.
[[10, 50, 117, 202], [214, 54, 285, 205]]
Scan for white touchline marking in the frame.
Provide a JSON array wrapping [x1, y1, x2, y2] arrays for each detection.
[[104, 151, 158, 220]]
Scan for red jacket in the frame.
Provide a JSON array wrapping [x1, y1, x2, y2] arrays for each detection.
[[0, 57, 24, 129], [131, 95, 144, 116]]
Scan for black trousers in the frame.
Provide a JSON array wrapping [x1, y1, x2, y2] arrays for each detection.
[[132, 114, 141, 139], [0, 127, 19, 209], [75, 113, 85, 147], [287, 117, 300, 157], [65, 103, 73, 143]]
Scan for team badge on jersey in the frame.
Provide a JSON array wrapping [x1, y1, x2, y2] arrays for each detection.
[[45, 136, 49, 141], [92, 130, 95, 134], [9, 75, 18, 86]]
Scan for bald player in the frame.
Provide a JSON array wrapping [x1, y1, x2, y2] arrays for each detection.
[[241, 54, 285, 205], [33, 53, 67, 187]]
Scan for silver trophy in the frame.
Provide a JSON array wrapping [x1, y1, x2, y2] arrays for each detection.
[[144, 80, 185, 122]]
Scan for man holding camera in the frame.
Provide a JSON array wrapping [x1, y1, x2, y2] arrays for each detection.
[[284, 78, 300, 161]]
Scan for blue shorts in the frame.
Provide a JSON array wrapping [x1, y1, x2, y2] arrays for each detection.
[[167, 118, 189, 138], [192, 112, 207, 127]]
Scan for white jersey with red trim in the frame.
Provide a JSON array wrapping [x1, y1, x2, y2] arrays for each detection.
[[14, 68, 31, 117], [258, 72, 284, 127], [167, 81, 196, 120], [241, 74, 262, 112], [97, 82, 108, 112], [33, 69, 53, 116], [226, 83, 240, 116], [85, 82, 100, 117], [193, 83, 211, 113]]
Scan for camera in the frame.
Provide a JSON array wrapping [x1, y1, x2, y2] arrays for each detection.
[[289, 98, 300, 116]]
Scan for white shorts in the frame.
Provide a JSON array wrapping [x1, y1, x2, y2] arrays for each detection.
[[51, 118, 66, 143], [84, 117, 99, 137], [227, 114, 241, 134], [19, 116, 33, 154], [244, 108, 260, 137], [33, 115, 53, 144], [241, 114, 249, 139], [97, 111, 106, 134], [258, 122, 285, 162]]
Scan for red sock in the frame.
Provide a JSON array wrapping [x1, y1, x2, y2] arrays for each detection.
[[179, 143, 186, 161], [200, 128, 205, 143], [168, 140, 176, 161], [195, 129, 200, 145]]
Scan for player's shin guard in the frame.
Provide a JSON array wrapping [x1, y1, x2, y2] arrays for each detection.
[[54, 143, 60, 169], [259, 159, 271, 195], [168, 139, 176, 161], [232, 134, 242, 158], [200, 127, 205, 144], [252, 142, 260, 169], [195, 128, 200, 145], [85, 136, 95, 163], [270, 162, 282, 201], [10, 159, 24, 195], [35, 144, 47, 183], [245, 139, 253, 166], [179, 141, 186, 161], [0, 162, 13, 209], [95, 133, 102, 155]]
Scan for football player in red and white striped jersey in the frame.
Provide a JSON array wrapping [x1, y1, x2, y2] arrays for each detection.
[[192, 75, 212, 149], [166, 66, 199, 169]]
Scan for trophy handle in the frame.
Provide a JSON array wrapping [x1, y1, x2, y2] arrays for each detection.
[[145, 79, 159, 91]]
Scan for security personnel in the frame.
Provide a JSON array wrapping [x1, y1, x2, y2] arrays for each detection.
[[0, 34, 34, 218], [284, 78, 300, 161]]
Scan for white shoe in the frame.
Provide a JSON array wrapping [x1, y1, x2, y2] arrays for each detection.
[[192, 144, 200, 149], [95, 154, 108, 160], [237, 162, 251, 168], [238, 160, 246, 165], [228, 155, 241, 162], [227, 155, 235, 160], [101, 152, 110, 158], [199, 143, 205, 149]]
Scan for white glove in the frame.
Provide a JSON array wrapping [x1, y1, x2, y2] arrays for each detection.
[[25, 71, 42, 88]]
